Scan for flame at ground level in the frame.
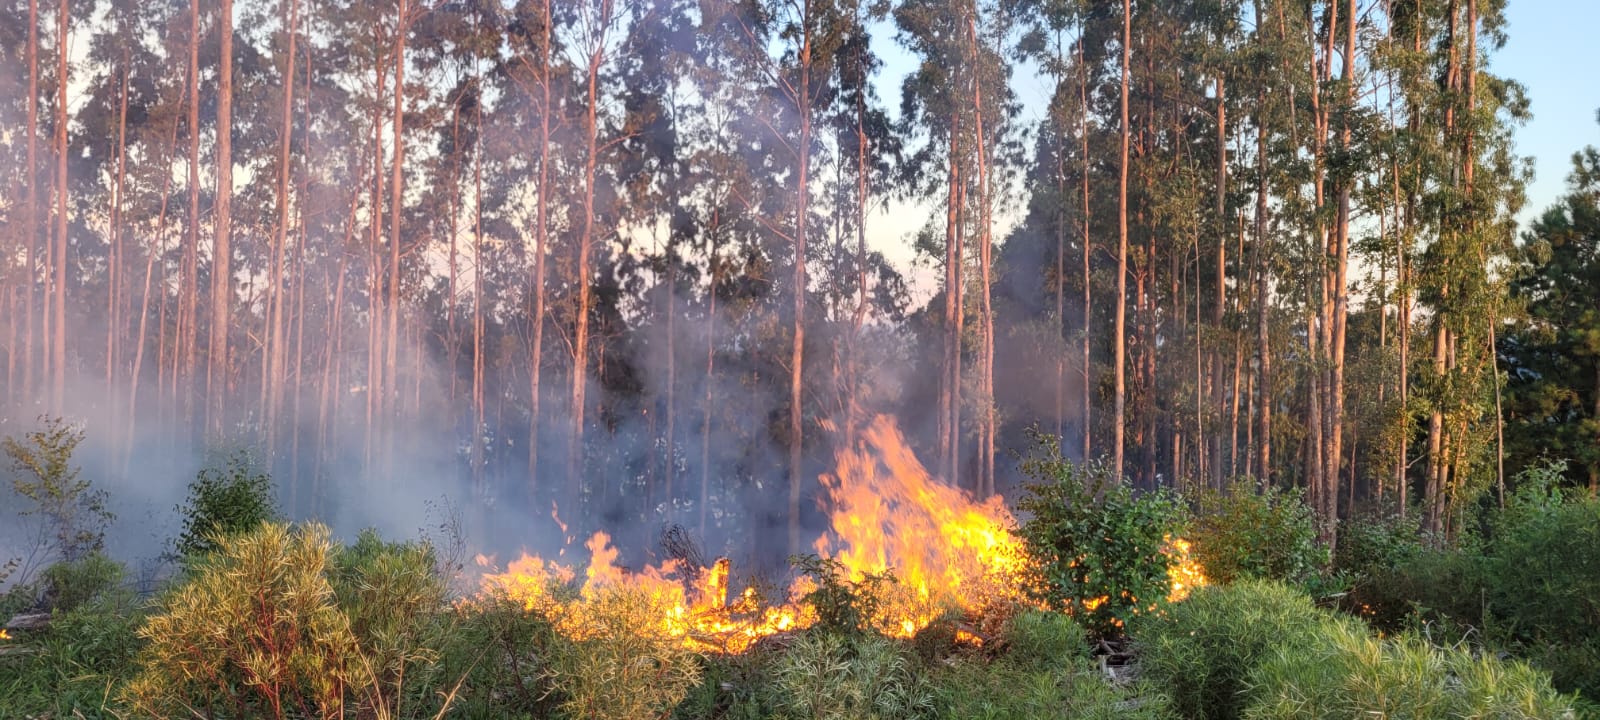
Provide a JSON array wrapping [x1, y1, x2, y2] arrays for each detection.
[[476, 416, 1206, 653]]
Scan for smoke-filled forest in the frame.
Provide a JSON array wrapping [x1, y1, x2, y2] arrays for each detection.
[[4, 0, 1600, 716], [4, 0, 1592, 556]]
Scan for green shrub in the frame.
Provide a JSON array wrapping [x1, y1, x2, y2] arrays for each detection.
[[1189, 482, 1322, 586], [546, 586, 703, 720], [1000, 609, 1087, 671], [0, 585, 144, 720], [332, 528, 450, 715], [4, 416, 113, 575], [121, 522, 454, 720], [770, 632, 932, 720], [439, 595, 563, 720], [1244, 624, 1579, 719], [791, 554, 900, 637], [171, 449, 278, 560], [1016, 437, 1189, 637], [41, 551, 124, 613], [1134, 580, 1335, 720], [1480, 468, 1600, 699], [929, 658, 1170, 720]]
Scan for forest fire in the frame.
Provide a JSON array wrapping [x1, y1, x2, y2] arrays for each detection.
[[477, 416, 1204, 653]]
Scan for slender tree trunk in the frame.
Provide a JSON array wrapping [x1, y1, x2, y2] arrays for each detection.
[[181, 0, 200, 430], [1114, 0, 1131, 479], [51, 0, 68, 413], [969, 14, 995, 496], [1255, 93, 1272, 484], [1079, 33, 1092, 461], [209, 0, 234, 434], [108, 36, 130, 453], [23, 0, 38, 404], [526, 0, 552, 495], [266, 0, 299, 458], [386, 0, 407, 465], [573, 10, 610, 499], [939, 119, 960, 483], [1212, 74, 1228, 487], [787, 17, 813, 556]]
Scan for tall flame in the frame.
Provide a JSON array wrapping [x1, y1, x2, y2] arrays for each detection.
[[477, 415, 1204, 653]]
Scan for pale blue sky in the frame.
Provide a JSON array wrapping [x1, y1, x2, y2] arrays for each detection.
[[1499, 0, 1598, 227]]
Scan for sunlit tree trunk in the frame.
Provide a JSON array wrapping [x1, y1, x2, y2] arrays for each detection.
[[1114, 0, 1131, 479], [51, 0, 68, 413], [209, 0, 234, 434]]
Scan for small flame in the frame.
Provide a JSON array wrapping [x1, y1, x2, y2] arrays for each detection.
[[0, 628, 11, 641]]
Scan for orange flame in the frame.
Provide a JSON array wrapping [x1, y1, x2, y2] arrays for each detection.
[[477, 415, 1205, 653]]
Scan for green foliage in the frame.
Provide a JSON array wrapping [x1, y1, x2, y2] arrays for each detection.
[[42, 551, 125, 614], [0, 558, 143, 720], [999, 609, 1087, 671], [791, 554, 898, 636], [1244, 624, 1579, 719], [3, 416, 113, 572], [928, 657, 1170, 720], [171, 448, 278, 560], [769, 632, 932, 720], [1016, 437, 1189, 636], [1478, 467, 1600, 699], [1135, 580, 1336, 720], [332, 528, 451, 716], [121, 522, 454, 720], [437, 596, 563, 720], [1331, 505, 1424, 583], [546, 586, 703, 720], [1189, 481, 1323, 586]]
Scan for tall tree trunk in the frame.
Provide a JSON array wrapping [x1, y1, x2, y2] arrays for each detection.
[[51, 0, 68, 413], [573, 9, 609, 500], [939, 118, 960, 483], [23, 0, 38, 404], [181, 0, 200, 430], [1212, 74, 1228, 487], [527, 0, 552, 496], [969, 14, 995, 496], [1114, 0, 1131, 479], [1254, 92, 1272, 484], [209, 0, 234, 434], [108, 35, 130, 452], [1080, 32, 1093, 461], [787, 16, 812, 556], [386, 0, 407, 465], [266, 0, 299, 458]]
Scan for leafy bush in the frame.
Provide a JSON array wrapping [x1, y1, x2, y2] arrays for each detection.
[[1016, 437, 1189, 636], [1134, 580, 1335, 720], [332, 528, 451, 716], [41, 552, 125, 613], [0, 592, 145, 719], [546, 586, 703, 720], [171, 449, 278, 560], [929, 658, 1169, 720], [791, 554, 900, 637], [121, 522, 454, 720], [1000, 609, 1087, 671], [1244, 623, 1579, 719], [4, 416, 113, 578], [1189, 481, 1322, 586], [770, 632, 932, 720], [438, 596, 563, 719], [1479, 467, 1600, 699]]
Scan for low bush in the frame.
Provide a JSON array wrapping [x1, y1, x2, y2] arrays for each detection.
[[545, 586, 703, 720], [41, 551, 125, 613], [999, 609, 1087, 671], [0, 559, 143, 720], [438, 595, 563, 719], [1480, 466, 1600, 699], [1244, 623, 1579, 719], [1016, 435, 1189, 636], [1189, 482, 1322, 586], [120, 522, 454, 720], [929, 657, 1170, 720], [1134, 580, 1334, 720], [769, 632, 931, 720], [171, 449, 278, 560]]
